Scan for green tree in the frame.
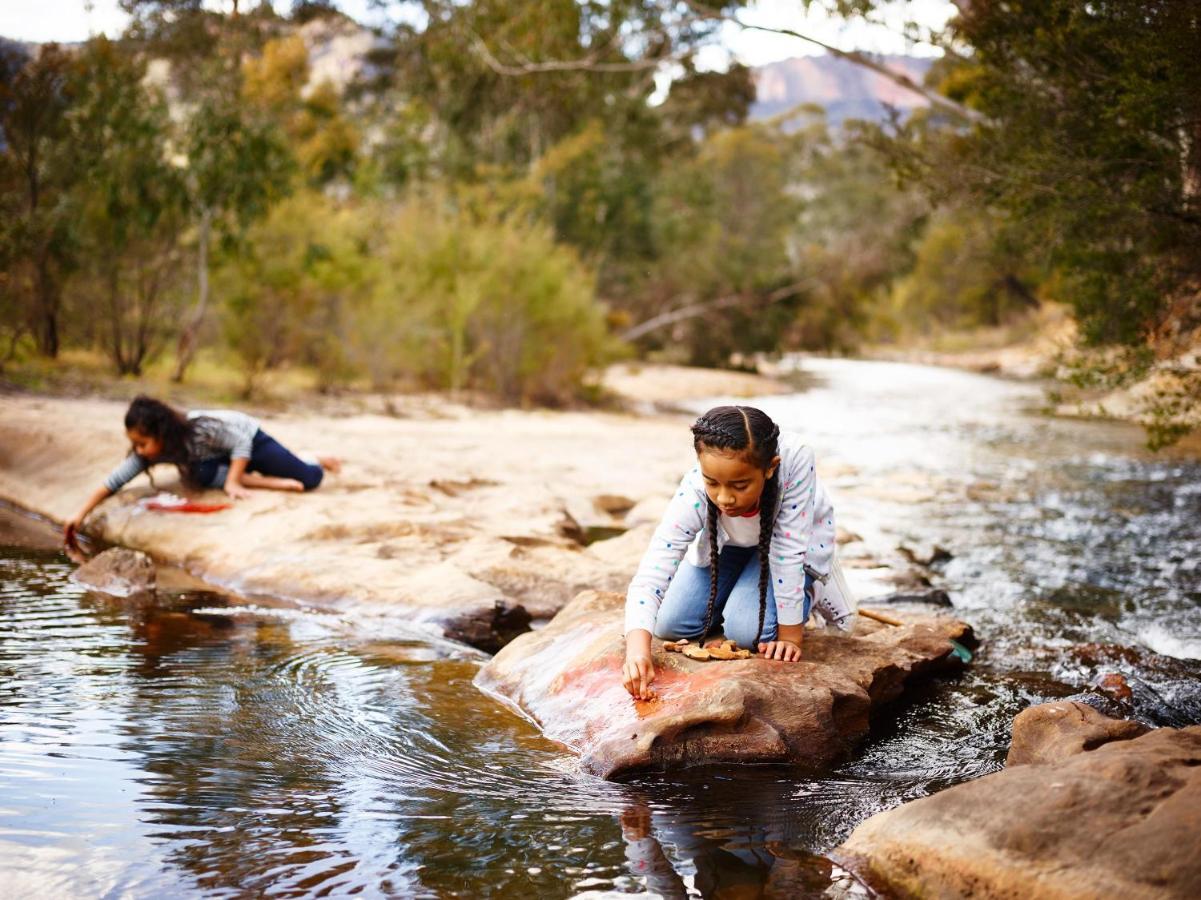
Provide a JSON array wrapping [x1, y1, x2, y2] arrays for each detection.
[[887, 0, 1201, 347], [241, 34, 360, 186], [67, 37, 190, 375], [0, 42, 76, 357], [390, 0, 755, 295], [214, 191, 365, 396], [887, 206, 1039, 335], [354, 195, 613, 403], [118, 0, 296, 382], [171, 64, 294, 381]]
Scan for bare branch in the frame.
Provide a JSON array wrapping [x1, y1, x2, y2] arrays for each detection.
[[621, 281, 806, 342], [470, 33, 680, 75], [467, 3, 978, 124]]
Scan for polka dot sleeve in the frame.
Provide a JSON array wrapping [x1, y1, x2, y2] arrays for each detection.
[[623, 470, 707, 636], [770, 445, 820, 626]]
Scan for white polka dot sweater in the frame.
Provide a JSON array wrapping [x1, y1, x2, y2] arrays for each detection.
[[624, 433, 839, 636]]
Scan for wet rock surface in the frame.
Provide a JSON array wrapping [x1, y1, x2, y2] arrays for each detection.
[[442, 599, 533, 655], [0, 381, 984, 654], [840, 703, 1201, 899], [1007, 699, 1149, 766], [474, 589, 973, 779], [71, 547, 157, 597]]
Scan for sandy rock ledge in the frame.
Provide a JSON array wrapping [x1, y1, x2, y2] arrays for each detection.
[[474, 589, 973, 779], [839, 701, 1201, 900], [0, 395, 694, 651]]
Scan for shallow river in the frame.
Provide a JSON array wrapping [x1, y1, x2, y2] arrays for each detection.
[[2, 359, 1198, 897]]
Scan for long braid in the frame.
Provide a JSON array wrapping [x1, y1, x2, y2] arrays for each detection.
[[698, 496, 720, 647], [691, 405, 782, 651], [755, 468, 780, 645]]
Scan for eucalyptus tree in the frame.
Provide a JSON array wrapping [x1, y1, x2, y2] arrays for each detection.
[[117, 0, 296, 382], [0, 42, 76, 358], [65, 38, 190, 375]]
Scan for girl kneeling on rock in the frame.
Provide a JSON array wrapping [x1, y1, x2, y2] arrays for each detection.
[[65, 396, 340, 549], [622, 405, 852, 700]]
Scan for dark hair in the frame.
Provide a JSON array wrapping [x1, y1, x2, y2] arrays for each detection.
[[124, 396, 195, 484], [690, 405, 781, 650]]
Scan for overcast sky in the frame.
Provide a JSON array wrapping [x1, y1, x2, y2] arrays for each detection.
[[1, 0, 955, 64]]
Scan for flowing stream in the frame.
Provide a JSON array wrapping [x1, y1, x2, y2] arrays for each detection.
[[1, 359, 1198, 898]]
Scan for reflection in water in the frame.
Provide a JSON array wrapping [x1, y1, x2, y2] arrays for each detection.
[[618, 790, 870, 899], [1, 359, 1199, 897]]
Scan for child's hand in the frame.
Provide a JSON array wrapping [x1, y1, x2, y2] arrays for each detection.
[[757, 639, 802, 661], [63, 519, 86, 562], [622, 649, 656, 700], [224, 482, 252, 500]]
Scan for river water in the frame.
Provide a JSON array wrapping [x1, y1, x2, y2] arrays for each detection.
[[1, 359, 1198, 898]]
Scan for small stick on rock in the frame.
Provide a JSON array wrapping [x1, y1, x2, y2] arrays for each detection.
[[859, 608, 905, 627]]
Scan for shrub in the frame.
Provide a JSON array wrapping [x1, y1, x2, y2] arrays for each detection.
[[354, 197, 614, 404]]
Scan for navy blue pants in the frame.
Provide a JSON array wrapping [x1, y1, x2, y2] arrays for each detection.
[[190, 430, 323, 491]]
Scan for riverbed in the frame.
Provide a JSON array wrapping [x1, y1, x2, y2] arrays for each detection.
[[1, 358, 1198, 897]]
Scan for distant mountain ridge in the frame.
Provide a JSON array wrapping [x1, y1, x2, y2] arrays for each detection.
[[751, 54, 934, 125], [3, 22, 934, 128]]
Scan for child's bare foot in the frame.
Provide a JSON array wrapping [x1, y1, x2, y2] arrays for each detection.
[[318, 456, 342, 475]]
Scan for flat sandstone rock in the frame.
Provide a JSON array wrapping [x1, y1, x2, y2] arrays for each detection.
[[474, 589, 973, 779], [0, 397, 691, 651], [839, 703, 1201, 900]]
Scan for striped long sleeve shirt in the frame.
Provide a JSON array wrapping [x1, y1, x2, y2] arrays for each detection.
[[103, 410, 260, 492]]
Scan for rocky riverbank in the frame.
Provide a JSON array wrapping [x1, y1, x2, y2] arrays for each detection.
[[4, 357, 1196, 895], [839, 700, 1201, 899], [0, 365, 813, 650]]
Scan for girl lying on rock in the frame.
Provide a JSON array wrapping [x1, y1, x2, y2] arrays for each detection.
[[622, 405, 852, 700], [64, 396, 340, 549]]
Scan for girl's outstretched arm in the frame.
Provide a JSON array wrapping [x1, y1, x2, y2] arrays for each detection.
[[64, 485, 114, 554]]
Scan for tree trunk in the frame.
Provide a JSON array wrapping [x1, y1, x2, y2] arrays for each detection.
[[106, 266, 132, 375], [33, 251, 59, 358], [172, 208, 211, 383]]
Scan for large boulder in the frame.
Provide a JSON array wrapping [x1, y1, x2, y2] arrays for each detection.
[[474, 589, 973, 779], [839, 706, 1201, 899], [1007, 699, 1149, 766], [71, 547, 157, 597]]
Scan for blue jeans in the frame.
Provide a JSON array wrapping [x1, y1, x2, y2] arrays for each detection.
[[190, 430, 324, 492], [654, 546, 813, 647]]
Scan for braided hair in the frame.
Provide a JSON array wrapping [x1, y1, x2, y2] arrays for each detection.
[[690, 406, 781, 649]]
